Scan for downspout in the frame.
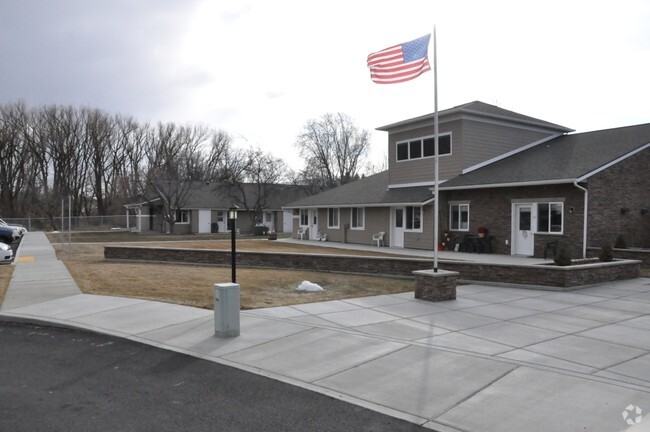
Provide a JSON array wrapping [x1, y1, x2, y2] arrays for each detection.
[[573, 180, 588, 259]]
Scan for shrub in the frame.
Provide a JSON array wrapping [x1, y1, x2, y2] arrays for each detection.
[[599, 241, 614, 262], [554, 247, 572, 266], [614, 235, 627, 249]]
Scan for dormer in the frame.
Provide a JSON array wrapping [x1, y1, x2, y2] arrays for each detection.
[[376, 101, 574, 189]]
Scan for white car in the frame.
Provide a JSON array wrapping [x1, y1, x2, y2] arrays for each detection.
[[0, 242, 13, 262]]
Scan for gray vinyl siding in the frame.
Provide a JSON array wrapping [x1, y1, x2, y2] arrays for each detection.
[[404, 204, 434, 250], [461, 120, 552, 167], [387, 119, 554, 187], [388, 120, 463, 186], [315, 207, 390, 246]]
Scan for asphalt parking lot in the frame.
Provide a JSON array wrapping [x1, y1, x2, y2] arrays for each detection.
[[0, 322, 426, 432]]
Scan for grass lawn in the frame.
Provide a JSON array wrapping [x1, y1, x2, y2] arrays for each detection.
[[48, 235, 414, 309]]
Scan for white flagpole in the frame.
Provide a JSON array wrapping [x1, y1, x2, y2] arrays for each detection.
[[433, 26, 439, 273]]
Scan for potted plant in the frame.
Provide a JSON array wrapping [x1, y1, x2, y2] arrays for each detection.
[[477, 227, 488, 238]]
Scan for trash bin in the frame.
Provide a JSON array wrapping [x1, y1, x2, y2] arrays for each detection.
[[211, 223, 218, 233]]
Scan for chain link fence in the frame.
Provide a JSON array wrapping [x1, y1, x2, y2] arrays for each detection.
[[1, 215, 138, 232]]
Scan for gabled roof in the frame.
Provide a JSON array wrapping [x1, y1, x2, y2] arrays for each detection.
[[284, 171, 434, 208], [440, 123, 650, 190], [130, 182, 310, 210], [377, 101, 574, 133]]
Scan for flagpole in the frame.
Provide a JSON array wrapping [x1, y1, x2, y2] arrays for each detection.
[[433, 26, 439, 273]]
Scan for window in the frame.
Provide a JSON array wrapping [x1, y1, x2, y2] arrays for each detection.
[[537, 202, 563, 233], [351, 207, 364, 229], [175, 210, 190, 224], [450, 204, 469, 231], [405, 206, 422, 231], [299, 209, 309, 226], [397, 134, 452, 161], [328, 208, 339, 228]]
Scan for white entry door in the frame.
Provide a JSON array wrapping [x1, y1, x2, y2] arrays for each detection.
[[513, 204, 534, 256], [308, 209, 318, 240], [216, 211, 227, 233], [392, 207, 405, 248], [198, 209, 211, 234]]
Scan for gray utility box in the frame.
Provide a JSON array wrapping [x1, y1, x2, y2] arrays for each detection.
[[213, 283, 240, 338]]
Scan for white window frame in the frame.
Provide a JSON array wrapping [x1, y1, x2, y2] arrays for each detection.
[[450, 203, 469, 231], [299, 209, 309, 227], [536, 202, 564, 234], [405, 206, 423, 232], [327, 208, 340, 229], [396, 133, 452, 162], [176, 209, 190, 224], [350, 207, 365, 230]]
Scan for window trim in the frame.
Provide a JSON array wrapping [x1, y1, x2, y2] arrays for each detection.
[[175, 209, 190, 224], [299, 209, 309, 227], [536, 202, 564, 234], [404, 206, 423, 232], [449, 203, 469, 231], [396, 133, 452, 162], [350, 207, 365, 230], [327, 208, 340, 229]]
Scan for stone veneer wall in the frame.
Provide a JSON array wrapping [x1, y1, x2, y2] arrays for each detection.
[[105, 246, 640, 289], [587, 247, 650, 266]]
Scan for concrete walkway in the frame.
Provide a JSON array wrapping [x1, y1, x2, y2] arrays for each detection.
[[2, 232, 650, 431]]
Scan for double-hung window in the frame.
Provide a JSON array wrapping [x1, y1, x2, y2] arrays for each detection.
[[176, 210, 190, 224], [537, 202, 563, 233], [450, 203, 469, 231], [328, 208, 339, 229], [405, 206, 422, 231], [351, 207, 364, 229], [299, 209, 309, 226]]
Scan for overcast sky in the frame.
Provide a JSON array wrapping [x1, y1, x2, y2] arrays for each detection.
[[1, 0, 649, 171]]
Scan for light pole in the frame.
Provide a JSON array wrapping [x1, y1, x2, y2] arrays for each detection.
[[228, 205, 239, 283]]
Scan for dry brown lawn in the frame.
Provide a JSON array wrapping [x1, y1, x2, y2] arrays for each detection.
[[0, 265, 13, 306], [52, 239, 414, 309]]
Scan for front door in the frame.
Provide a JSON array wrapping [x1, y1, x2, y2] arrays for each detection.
[[217, 211, 227, 233], [392, 207, 405, 248], [198, 209, 211, 234], [308, 209, 318, 240], [513, 204, 534, 256]]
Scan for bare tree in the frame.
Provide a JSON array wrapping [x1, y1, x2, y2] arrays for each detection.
[[296, 112, 370, 189], [0, 102, 37, 217], [222, 147, 293, 228], [144, 123, 212, 233], [82, 108, 117, 215], [364, 150, 389, 176]]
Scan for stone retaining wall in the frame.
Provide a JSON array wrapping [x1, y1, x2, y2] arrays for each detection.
[[104, 246, 641, 290], [587, 247, 650, 266]]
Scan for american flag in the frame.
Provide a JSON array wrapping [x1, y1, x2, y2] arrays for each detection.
[[367, 34, 431, 84]]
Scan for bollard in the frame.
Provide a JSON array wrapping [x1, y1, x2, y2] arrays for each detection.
[[213, 283, 240, 338]]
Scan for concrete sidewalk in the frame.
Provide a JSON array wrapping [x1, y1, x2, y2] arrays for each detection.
[[2, 232, 650, 431]]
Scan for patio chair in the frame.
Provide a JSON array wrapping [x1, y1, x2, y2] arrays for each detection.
[[297, 227, 307, 240], [372, 231, 385, 247]]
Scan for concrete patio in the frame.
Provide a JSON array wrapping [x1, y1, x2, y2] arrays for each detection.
[[2, 232, 650, 431]]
